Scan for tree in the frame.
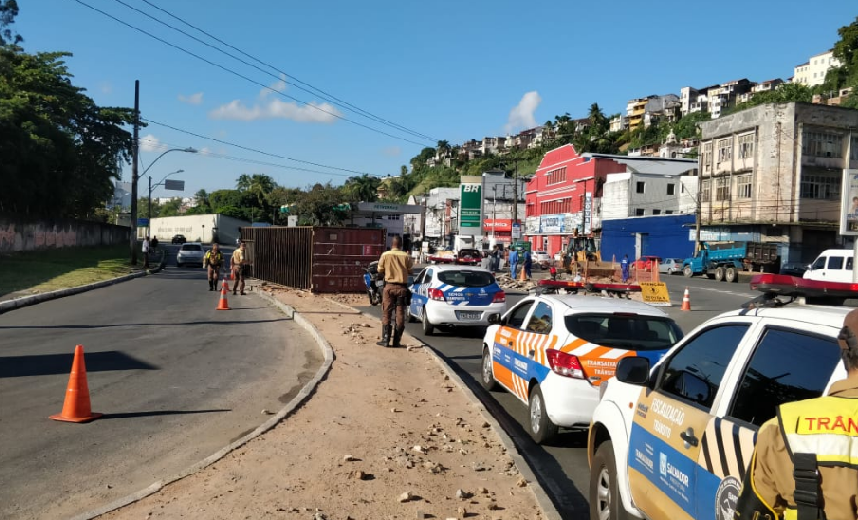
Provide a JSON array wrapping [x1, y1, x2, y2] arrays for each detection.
[[732, 83, 813, 113], [436, 140, 451, 158], [294, 182, 347, 226], [0, 0, 21, 45], [342, 174, 380, 203], [193, 189, 210, 212]]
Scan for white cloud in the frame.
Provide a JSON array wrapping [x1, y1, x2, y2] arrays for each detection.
[[209, 98, 342, 123], [382, 146, 401, 157], [260, 74, 287, 99], [100, 82, 113, 94], [139, 134, 167, 152], [178, 92, 204, 105], [199, 146, 212, 156], [505, 91, 542, 134]]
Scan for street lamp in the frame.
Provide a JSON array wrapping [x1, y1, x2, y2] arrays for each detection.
[[148, 169, 184, 228]]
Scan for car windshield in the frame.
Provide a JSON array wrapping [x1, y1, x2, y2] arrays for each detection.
[[564, 313, 681, 351], [182, 244, 202, 252], [437, 270, 494, 288]]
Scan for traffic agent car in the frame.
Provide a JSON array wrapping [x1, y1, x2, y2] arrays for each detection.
[[588, 287, 850, 520], [480, 294, 682, 443], [408, 265, 506, 335]]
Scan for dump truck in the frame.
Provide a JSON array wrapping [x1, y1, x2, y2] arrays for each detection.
[[682, 241, 778, 282]]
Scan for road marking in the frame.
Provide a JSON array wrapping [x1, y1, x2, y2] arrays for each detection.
[[693, 287, 756, 298]]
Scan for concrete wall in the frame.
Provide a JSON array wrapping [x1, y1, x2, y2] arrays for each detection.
[[0, 216, 130, 252], [146, 214, 251, 244]]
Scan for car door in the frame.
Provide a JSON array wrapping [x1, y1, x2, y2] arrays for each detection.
[[409, 269, 429, 317], [628, 323, 753, 520], [693, 324, 844, 520], [490, 300, 535, 399]]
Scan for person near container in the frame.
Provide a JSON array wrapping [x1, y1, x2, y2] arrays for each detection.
[[734, 308, 858, 520], [230, 241, 247, 295], [142, 236, 150, 269], [523, 248, 532, 279], [490, 245, 500, 272], [375, 235, 414, 348], [203, 243, 224, 291], [508, 247, 519, 279], [621, 254, 630, 283]]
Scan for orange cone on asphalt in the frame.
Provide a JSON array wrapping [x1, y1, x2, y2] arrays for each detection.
[[217, 282, 231, 310], [681, 287, 691, 311], [50, 345, 102, 423], [222, 275, 231, 293], [518, 264, 527, 281]]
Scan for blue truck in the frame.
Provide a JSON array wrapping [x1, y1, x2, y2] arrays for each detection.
[[682, 241, 778, 282]]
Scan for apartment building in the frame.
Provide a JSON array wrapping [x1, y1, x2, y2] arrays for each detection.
[[794, 50, 841, 87], [627, 98, 649, 131], [738, 79, 785, 104], [609, 115, 628, 132], [698, 102, 858, 263], [601, 156, 698, 220], [681, 80, 754, 118], [627, 94, 681, 130]]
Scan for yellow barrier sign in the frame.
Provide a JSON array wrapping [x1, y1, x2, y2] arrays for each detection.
[[640, 282, 671, 307]]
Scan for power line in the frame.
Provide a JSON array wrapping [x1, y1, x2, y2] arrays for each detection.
[[136, 0, 435, 143], [71, 0, 430, 147]]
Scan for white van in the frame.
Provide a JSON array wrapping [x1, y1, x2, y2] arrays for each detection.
[[803, 249, 854, 282]]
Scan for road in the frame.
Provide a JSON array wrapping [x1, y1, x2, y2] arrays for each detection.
[[358, 270, 757, 517], [0, 245, 321, 520]]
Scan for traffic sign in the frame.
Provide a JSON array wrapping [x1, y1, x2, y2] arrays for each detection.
[[512, 221, 521, 239], [640, 282, 671, 306], [137, 218, 149, 227]]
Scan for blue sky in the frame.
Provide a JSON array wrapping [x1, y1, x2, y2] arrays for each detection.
[[15, 1, 858, 198]]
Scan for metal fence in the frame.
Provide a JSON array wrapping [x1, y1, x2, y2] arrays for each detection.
[[240, 226, 386, 293]]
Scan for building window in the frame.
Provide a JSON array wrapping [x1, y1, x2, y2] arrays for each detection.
[[715, 177, 730, 201], [803, 130, 844, 158], [547, 167, 567, 185], [738, 133, 755, 159], [701, 179, 711, 203], [737, 174, 752, 199], [635, 208, 645, 216], [800, 172, 841, 200], [653, 209, 662, 215], [387, 214, 401, 220], [717, 138, 732, 164], [636, 181, 645, 194], [702, 142, 713, 172], [667, 183, 676, 196], [850, 136, 858, 160], [665, 210, 674, 215]]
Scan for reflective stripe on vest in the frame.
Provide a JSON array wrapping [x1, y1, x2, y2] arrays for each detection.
[[778, 396, 858, 469]]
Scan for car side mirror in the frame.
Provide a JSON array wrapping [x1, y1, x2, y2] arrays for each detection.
[[616, 356, 650, 385], [487, 313, 502, 326]]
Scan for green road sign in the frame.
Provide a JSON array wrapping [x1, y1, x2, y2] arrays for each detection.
[[459, 176, 483, 236]]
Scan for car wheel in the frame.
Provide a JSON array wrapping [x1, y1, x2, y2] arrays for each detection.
[[714, 267, 724, 281], [683, 265, 693, 277], [528, 384, 558, 444], [725, 266, 738, 283], [422, 307, 434, 335], [480, 346, 498, 391], [590, 440, 627, 520]]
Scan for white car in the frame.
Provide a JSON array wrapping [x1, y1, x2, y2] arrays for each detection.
[[176, 242, 205, 267], [408, 265, 506, 335], [480, 294, 682, 443], [588, 294, 849, 520], [532, 251, 552, 268], [658, 257, 683, 274]]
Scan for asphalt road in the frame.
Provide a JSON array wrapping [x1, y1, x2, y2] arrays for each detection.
[[358, 270, 758, 517], [0, 245, 321, 520]]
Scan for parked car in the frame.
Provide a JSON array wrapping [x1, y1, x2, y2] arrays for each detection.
[[803, 249, 854, 283], [456, 248, 482, 266], [632, 255, 660, 270], [427, 249, 456, 264], [657, 257, 683, 275], [176, 242, 204, 267], [408, 265, 506, 335], [480, 293, 683, 443], [171, 234, 187, 244], [780, 261, 809, 277], [588, 295, 849, 520], [532, 251, 552, 269]]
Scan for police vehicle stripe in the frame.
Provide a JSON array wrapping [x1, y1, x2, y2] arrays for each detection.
[[569, 343, 601, 357], [599, 348, 628, 360], [699, 418, 758, 480], [714, 419, 731, 479]]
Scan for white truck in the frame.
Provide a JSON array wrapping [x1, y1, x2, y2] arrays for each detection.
[[587, 283, 850, 520]]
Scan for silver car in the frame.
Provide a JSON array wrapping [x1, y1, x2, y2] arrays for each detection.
[[176, 242, 205, 267], [658, 257, 683, 274]]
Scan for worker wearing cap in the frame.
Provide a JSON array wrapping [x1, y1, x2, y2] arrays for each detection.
[[734, 309, 858, 520], [376, 235, 413, 348]]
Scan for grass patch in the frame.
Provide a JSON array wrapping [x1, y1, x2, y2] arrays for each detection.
[[0, 245, 142, 299]]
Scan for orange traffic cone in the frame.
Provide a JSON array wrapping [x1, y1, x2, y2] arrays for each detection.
[[518, 264, 527, 281], [50, 345, 102, 423], [217, 282, 231, 310], [681, 287, 691, 311], [222, 275, 231, 293]]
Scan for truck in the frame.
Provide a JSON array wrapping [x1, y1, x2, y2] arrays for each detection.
[[681, 241, 778, 282]]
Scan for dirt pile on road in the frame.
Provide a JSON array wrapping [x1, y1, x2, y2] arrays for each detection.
[[104, 287, 545, 520]]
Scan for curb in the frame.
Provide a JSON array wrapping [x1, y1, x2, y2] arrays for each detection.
[[0, 250, 168, 316], [70, 290, 334, 520], [321, 295, 562, 520]]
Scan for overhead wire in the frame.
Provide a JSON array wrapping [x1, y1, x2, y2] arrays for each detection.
[[71, 0, 430, 147]]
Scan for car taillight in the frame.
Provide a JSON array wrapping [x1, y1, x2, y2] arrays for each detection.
[[546, 349, 584, 379], [492, 290, 506, 303], [428, 288, 445, 301]]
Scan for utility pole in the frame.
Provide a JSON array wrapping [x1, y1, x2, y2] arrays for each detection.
[[130, 80, 140, 265], [420, 194, 427, 241]]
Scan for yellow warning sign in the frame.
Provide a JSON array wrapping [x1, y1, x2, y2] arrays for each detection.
[[640, 282, 671, 307]]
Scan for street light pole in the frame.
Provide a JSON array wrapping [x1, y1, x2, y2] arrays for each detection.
[[148, 169, 184, 228]]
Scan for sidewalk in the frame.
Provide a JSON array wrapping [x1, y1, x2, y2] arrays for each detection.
[[100, 285, 548, 520]]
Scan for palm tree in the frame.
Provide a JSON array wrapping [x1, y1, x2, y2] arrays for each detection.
[[342, 174, 380, 203], [236, 174, 252, 193], [193, 189, 210, 211], [436, 140, 451, 158]]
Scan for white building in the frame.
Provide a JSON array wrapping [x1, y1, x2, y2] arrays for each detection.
[[793, 50, 841, 87], [598, 155, 698, 220]]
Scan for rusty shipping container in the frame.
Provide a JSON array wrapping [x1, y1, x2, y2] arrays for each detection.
[[240, 226, 386, 293]]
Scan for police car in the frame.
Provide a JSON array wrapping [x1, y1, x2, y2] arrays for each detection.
[[480, 293, 683, 444], [588, 286, 851, 520], [408, 265, 506, 335]]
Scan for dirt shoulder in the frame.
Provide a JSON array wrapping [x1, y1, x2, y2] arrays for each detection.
[[103, 286, 546, 520]]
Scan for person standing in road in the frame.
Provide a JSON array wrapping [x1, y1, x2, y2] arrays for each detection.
[[231, 241, 247, 295], [203, 243, 224, 291], [376, 235, 414, 348], [523, 249, 532, 279], [621, 254, 630, 283], [142, 236, 150, 269], [490, 245, 500, 272], [508, 247, 519, 279], [734, 309, 858, 520], [150, 235, 159, 250]]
